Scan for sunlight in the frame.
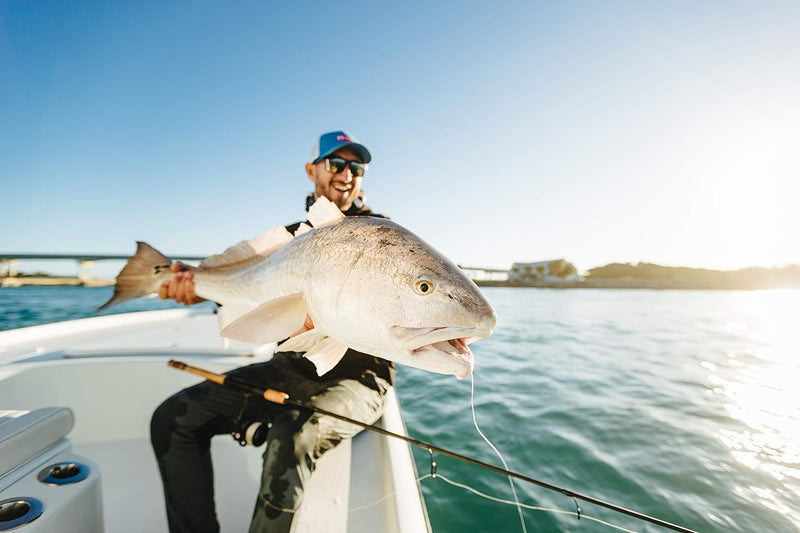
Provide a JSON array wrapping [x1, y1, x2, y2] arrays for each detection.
[[707, 291, 800, 526], [674, 104, 798, 269], [748, 291, 800, 365]]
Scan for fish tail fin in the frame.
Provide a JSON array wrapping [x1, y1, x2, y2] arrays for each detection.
[[96, 241, 172, 312]]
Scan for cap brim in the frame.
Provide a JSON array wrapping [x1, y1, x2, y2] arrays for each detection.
[[318, 142, 372, 163]]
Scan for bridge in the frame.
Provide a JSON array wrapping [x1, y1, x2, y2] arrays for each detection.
[[458, 265, 509, 282], [0, 253, 207, 285], [1, 254, 510, 285]]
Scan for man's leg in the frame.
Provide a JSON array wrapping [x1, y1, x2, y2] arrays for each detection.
[[151, 375, 255, 533], [248, 375, 390, 533]]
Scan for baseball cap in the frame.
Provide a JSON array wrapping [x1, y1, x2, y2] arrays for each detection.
[[309, 131, 372, 164]]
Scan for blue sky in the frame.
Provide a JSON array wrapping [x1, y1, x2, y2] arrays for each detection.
[[2, 1, 798, 277]]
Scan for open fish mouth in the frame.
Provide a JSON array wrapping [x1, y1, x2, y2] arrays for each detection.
[[418, 337, 475, 377], [392, 326, 490, 378]]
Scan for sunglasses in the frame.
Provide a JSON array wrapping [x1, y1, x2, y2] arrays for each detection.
[[323, 157, 368, 177]]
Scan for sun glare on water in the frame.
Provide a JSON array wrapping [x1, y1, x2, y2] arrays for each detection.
[[705, 291, 800, 525]]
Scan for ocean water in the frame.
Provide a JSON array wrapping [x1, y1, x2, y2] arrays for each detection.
[[1, 286, 798, 532]]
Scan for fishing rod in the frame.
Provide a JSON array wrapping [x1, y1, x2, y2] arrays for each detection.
[[168, 359, 697, 533]]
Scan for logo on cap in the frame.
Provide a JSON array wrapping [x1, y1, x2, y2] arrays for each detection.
[[336, 134, 352, 143]]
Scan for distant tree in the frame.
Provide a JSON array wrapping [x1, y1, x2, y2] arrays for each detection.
[[585, 262, 800, 288], [548, 260, 577, 278], [586, 263, 637, 279]]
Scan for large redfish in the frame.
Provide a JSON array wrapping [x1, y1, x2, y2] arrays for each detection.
[[98, 198, 497, 378]]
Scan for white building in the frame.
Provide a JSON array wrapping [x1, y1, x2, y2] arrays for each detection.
[[508, 259, 579, 283]]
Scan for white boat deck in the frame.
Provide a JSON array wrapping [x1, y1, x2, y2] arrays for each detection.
[[0, 308, 430, 532]]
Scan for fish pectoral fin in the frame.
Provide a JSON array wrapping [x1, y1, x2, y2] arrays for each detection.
[[220, 294, 307, 344], [304, 338, 350, 376], [217, 303, 257, 331]]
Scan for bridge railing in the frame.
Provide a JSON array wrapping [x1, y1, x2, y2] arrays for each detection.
[[0, 254, 207, 282]]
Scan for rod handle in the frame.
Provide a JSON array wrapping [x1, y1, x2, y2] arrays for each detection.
[[263, 389, 289, 405], [168, 359, 288, 405], [168, 359, 225, 385]]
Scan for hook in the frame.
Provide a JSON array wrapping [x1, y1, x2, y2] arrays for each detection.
[[573, 497, 581, 520], [428, 448, 437, 478]]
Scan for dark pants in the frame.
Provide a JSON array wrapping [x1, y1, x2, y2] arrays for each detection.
[[150, 353, 389, 533]]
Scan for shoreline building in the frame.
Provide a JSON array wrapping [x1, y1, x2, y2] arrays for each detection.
[[508, 259, 579, 283]]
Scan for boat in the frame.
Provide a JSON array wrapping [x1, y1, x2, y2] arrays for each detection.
[[0, 306, 431, 532]]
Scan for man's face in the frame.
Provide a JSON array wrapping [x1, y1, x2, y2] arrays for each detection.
[[305, 147, 365, 211]]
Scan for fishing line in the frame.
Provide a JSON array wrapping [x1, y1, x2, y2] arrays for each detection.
[[418, 473, 638, 533], [469, 374, 528, 533], [347, 491, 396, 513], [167, 360, 698, 533], [258, 495, 297, 514], [350, 472, 637, 532]]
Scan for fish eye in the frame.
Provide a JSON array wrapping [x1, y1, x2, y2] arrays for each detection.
[[414, 279, 434, 295]]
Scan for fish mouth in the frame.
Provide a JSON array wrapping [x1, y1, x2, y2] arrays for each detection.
[[392, 325, 491, 378]]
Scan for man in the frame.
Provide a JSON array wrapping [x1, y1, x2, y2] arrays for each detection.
[[150, 131, 395, 533]]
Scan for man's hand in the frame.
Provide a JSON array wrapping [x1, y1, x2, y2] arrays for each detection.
[[158, 262, 206, 306]]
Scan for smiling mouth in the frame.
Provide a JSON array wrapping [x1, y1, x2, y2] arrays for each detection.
[[332, 183, 352, 193]]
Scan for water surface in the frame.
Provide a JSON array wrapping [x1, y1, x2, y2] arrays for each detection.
[[1, 286, 797, 532]]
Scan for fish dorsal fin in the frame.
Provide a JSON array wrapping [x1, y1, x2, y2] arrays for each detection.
[[293, 222, 312, 236], [279, 329, 349, 376], [220, 294, 307, 344], [307, 196, 345, 228], [200, 226, 294, 269]]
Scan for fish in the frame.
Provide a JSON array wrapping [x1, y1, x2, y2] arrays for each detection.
[[98, 197, 497, 378]]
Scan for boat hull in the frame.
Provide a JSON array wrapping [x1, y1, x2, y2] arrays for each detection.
[[0, 308, 430, 532]]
